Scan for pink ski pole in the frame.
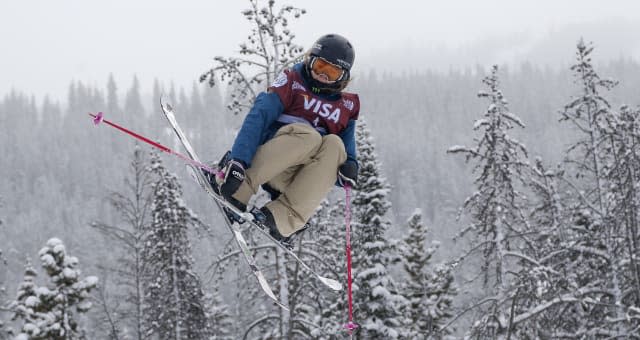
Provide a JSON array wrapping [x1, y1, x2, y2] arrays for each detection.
[[89, 112, 221, 178], [343, 184, 358, 336]]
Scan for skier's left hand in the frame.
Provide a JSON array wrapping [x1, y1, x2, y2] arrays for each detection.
[[219, 159, 246, 199], [338, 161, 358, 187]]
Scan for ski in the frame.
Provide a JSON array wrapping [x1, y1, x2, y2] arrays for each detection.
[[159, 98, 342, 292], [158, 98, 289, 311]]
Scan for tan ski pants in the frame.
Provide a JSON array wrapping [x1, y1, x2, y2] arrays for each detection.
[[232, 123, 347, 236]]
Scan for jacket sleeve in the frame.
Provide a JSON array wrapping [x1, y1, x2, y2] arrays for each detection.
[[339, 93, 359, 167], [230, 91, 284, 167], [336, 119, 358, 187], [339, 119, 358, 167]]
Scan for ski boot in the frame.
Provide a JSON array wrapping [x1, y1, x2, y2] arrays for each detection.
[[250, 207, 295, 249], [250, 207, 314, 250], [282, 223, 311, 248]]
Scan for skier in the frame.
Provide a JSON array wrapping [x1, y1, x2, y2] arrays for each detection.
[[210, 33, 360, 245]]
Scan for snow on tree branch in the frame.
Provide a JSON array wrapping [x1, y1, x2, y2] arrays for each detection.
[[200, 0, 306, 115]]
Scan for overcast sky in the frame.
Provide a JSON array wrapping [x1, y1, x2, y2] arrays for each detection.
[[2, 0, 640, 101]]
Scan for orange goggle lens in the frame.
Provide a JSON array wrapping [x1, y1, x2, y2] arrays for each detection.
[[311, 57, 345, 82]]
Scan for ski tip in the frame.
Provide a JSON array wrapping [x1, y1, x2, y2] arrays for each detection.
[[319, 277, 343, 291], [159, 94, 173, 111], [92, 111, 104, 125]]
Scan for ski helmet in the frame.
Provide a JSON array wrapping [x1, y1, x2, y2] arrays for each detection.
[[304, 34, 355, 93]]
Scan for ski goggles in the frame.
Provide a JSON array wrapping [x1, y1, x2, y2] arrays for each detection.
[[310, 57, 345, 82]]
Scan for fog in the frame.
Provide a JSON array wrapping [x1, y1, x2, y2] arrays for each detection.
[[2, 0, 639, 100]]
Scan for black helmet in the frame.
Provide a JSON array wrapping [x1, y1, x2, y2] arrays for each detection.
[[304, 34, 355, 94], [310, 34, 355, 71]]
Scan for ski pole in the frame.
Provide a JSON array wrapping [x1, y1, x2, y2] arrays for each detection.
[[89, 112, 221, 178], [343, 184, 358, 336]]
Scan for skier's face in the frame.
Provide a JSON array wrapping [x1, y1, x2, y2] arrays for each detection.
[[310, 57, 345, 84]]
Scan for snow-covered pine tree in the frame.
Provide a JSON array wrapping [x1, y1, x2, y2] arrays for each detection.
[[142, 153, 211, 339], [9, 260, 38, 339], [90, 145, 154, 339], [205, 282, 234, 340], [603, 105, 640, 309], [501, 40, 640, 338], [447, 65, 530, 338], [309, 199, 350, 338], [560, 39, 617, 192], [556, 39, 637, 336], [351, 118, 404, 339], [200, 0, 306, 115], [399, 209, 456, 339], [11, 238, 98, 339], [505, 158, 572, 337]]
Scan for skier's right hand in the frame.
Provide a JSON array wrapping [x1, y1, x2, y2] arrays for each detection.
[[338, 161, 358, 188], [219, 159, 246, 199]]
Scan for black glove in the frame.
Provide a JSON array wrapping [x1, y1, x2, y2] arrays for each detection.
[[338, 161, 358, 187], [220, 159, 246, 199]]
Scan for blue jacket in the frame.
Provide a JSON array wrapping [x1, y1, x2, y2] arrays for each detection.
[[230, 63, 358, 183]]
